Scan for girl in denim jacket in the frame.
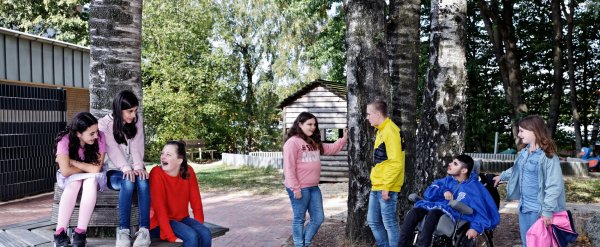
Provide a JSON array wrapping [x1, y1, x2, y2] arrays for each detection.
[[493, 115, 566, 246]]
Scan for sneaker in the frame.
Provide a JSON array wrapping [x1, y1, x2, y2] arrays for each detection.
[[116, 228, 131, 247], [132, 227, 151, 247], [54, 230, 70, 247], [72, 231, 87, 247]]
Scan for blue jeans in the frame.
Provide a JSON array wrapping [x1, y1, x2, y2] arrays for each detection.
[[367, 191, 400, 247], [518, 210, 540, 247], [150, 217, 212, 247], [286, 186, 325, 247], [108, 170, 150, 229]]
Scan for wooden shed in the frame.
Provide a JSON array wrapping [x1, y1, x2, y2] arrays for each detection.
[[278, 80, 348, 182]]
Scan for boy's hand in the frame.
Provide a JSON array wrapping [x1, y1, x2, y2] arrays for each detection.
[[382, 190, 390, 200], [466, 229, 478, 239], [444, 191, 453, 201]]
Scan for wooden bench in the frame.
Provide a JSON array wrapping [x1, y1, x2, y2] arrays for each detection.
[[182, 139, 217, 160], [50, 183, 228, 245]]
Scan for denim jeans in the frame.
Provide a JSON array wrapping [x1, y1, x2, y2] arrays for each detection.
[[286, 186, 325, 247], [367, 190, 400, 247], [518, 210, 540, 247], [150, 217, 212, 247], [107, 170, 150, 229]]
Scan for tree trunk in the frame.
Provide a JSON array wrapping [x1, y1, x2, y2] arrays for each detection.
[[241, 45, 255, 153], [386, 0, 421, 219], [592, 91, 600, 145], [416, 0, 468, 190], [345, 0, 388, 244], [477, 0, 527, 145], [548, 0, 564, 136], [89, 0, 143, 119], [564, 0, 582, 150]]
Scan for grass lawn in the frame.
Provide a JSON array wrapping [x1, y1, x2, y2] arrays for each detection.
[[195, 164, 284, 194], [497, 177, 600, 203], [564, 177, 600, 203]]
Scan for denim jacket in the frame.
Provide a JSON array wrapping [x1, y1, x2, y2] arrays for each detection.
[[499, 147, 566, 217]]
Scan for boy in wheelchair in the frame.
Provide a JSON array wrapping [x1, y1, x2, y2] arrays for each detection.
[[398, 155, 500, 247]]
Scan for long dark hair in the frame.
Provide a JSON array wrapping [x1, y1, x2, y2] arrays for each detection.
[[518, 115, 557, 158], [112, 90, 139, 145], [285, 112, 324, 154], [55, 112, 101, 166], [166, 140, 190, 179]]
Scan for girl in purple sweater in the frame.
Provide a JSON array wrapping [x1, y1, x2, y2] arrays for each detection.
[[283, 112, 347, 247], [99, 90, 151, 247]]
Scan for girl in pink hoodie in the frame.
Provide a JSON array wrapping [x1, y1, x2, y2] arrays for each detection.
[[283, 112, 347, 247]]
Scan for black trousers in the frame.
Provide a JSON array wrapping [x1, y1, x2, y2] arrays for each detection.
[[398, 208, 444, 247]]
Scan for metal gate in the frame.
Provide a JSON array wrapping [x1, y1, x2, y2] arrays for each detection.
[[0, 83, 66, 201]]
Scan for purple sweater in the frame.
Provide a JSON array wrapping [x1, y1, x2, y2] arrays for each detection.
[[98, 114, 145, 172], [283, 136, 347, 192]]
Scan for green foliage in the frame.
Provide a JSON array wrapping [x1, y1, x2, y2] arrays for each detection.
[[464, 0, 600, 152], [0, 0, 89, 45], [141, 0, 237, 160], [196, 164, 282, 195]]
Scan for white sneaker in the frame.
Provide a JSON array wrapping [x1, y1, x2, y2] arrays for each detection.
[[116, 228, 131, 247], [132, 227, 151, 247]]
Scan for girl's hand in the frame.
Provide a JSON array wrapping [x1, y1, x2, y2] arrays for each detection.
[[293, 190, 302, 199], [492, 175, 501, 187], [134, 169, 149, 180], [542, 216, 553, 226], [343, 128, 348, 138], [123, 170, 137, 182], [175, 238, 183, 242]]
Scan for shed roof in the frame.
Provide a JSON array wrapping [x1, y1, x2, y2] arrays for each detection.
[[278, 79, 346, 108]]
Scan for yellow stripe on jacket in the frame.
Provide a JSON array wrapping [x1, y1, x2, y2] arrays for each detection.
[[370, 118, 405, 192]]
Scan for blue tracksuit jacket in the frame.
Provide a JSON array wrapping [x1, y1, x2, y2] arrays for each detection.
[[414, 171, 500, 233]]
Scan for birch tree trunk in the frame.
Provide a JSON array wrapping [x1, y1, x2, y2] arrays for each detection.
[[548, 0, 564, 136], [89, 0, 143, 118], [345, 0, 388, 243], [387, 0, 421, 219], [416, 0, 467, 189]]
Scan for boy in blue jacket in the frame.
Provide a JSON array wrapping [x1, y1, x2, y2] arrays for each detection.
[[398, 155, 500, 247]]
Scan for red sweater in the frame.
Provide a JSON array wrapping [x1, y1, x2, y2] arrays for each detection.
[[150, 165, 204, 242]]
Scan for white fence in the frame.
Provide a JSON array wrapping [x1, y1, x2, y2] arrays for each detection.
[[249, 151, 283, 158], [222, 153, 283, 169]]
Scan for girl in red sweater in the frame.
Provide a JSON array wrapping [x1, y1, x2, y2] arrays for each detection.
[[149, 141, 211, 247]]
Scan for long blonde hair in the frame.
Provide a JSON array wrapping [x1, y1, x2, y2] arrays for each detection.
[[518, 115, 557, 158]]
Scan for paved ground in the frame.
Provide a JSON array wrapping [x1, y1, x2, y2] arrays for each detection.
[[0, 162, 348, 247]]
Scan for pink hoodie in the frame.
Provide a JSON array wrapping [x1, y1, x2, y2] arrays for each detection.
[[283, 135, 347, 192], [526, 210, 577, 247]]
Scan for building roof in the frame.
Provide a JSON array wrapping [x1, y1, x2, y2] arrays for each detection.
[[278, 79, 346, 108], [0, 27, 89, 52]]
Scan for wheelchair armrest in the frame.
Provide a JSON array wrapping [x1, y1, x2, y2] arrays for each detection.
[[408, 193, 424, 202], [449, 200, 473, 215]]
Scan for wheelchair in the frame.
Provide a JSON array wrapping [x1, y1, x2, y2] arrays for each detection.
[[407, 173, 500, 247]]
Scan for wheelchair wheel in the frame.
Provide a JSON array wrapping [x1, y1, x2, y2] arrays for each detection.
[[455, 231, 493, 247]]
